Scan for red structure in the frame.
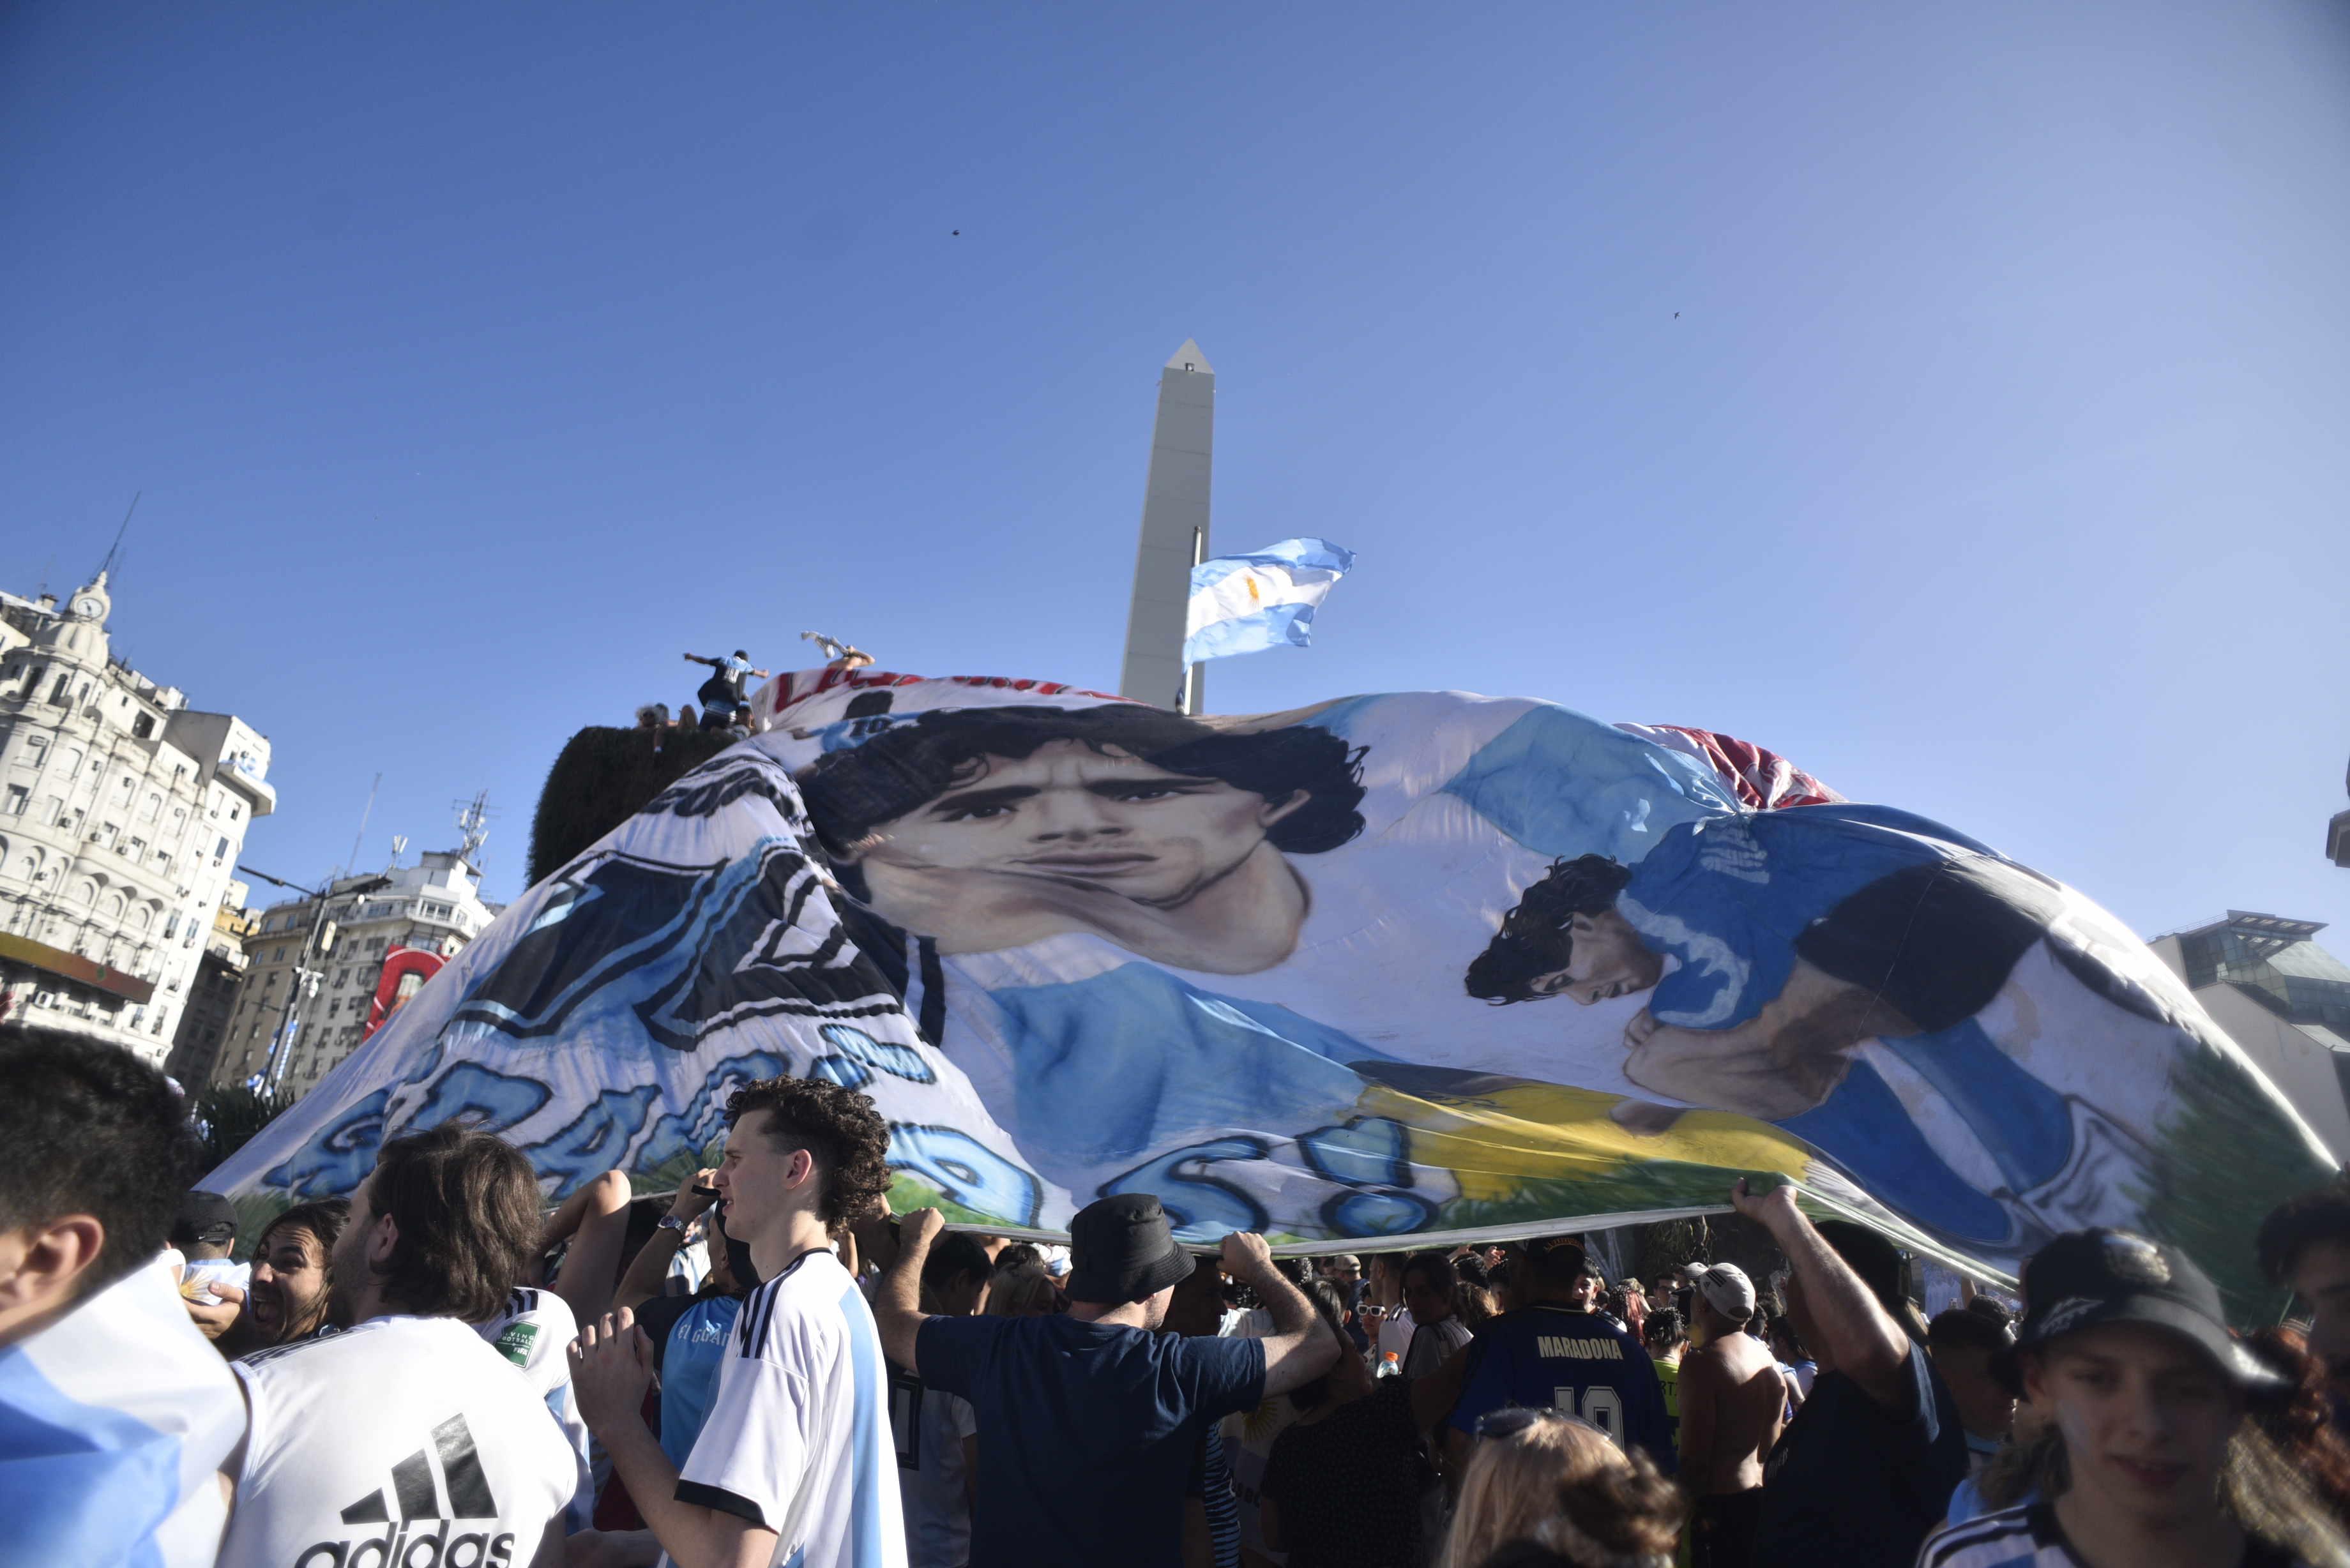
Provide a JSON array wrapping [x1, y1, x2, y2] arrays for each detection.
[[362, 946, 446, 1041]]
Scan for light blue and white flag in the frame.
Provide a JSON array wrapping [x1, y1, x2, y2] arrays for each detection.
[[1181, 537, 1356, 666]]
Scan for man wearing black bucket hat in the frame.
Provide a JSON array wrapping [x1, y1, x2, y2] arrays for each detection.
[[872, 1193, 1335, 1568], [1922, 1228, 2347, 1568]]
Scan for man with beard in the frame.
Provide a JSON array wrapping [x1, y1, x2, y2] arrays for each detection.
[[213, 1126, 576, 1568], [185, 1199, 347, 1355]]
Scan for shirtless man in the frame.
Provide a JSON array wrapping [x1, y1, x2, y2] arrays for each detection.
[[1676, 1263, 1784, 1568]]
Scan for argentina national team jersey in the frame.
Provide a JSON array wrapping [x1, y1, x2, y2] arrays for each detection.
[[0, 1255, 246, 1568], [1922, 1502, 2304, 1568], [669, 1248, 905, 1568], [1446, 1304, 1676, 1472], [474, 1286, 596, 1531]]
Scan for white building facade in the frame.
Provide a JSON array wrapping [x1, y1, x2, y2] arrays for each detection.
[[0, 574, 275, 1062], [213, 849, 500, 1098]]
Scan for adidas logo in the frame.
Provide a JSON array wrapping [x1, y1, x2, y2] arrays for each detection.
[[294, 1414, 516, 1567]]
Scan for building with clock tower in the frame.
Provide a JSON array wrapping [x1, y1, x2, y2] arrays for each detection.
[[0, 572, 276, 1066]]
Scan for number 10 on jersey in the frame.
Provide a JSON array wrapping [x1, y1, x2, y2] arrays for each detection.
[[1551, 1385, 1623, 1446]]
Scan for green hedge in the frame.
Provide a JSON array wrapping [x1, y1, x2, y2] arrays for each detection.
[[526, 725, 736, 889]]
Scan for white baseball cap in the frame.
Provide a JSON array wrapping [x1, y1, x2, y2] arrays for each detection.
[[1697, 1262, 1757, 1321]]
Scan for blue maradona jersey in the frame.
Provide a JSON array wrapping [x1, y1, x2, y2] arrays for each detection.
[[1446, 1305, 1675, 1472]]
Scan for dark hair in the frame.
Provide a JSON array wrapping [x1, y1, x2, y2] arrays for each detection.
[[1643, 1308, 1685, 1349], [922, 1232, 994, 1297], [994, 1241, 1044, 1274], [1964, 1294, 2016, 1329], [1517, 1236, 1590, 1292], [1287, 1279, 1357, 1413], [1466, 857, 1634, 1004], [2257, 1177, 2350, 1286], [1765, 1313, 1806, 1359], [1402, 1251, 1458, 1302], [724, 1076, 892, 1231], [1814, 1220, 1921, 1340], [796, 705, 1367, 864], [2244, 1326, 2350, 1521], [259, 1197, 350, 1260], [0, 1029, 202, 1299], [1455, 1253, 1492, 1289], [1929, 1306, 2013, 1358], [367, 1125, 542, 1322], [734, 649, 748, 660]]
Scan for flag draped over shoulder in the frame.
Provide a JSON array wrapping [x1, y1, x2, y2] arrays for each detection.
[[1181, 538, 1355, 665], [208, 670, 2333, 1316]]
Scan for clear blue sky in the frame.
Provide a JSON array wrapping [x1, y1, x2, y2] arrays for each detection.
[[4, 3, 2345, 940]]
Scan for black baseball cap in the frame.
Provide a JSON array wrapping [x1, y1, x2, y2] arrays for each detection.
[[1065, 1193, 1195, 1306], [1992, 1228, 2287, 1404], [172, 1189, 239, 1249]]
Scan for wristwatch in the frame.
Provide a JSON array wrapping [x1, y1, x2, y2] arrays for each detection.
[[656, 1214, 689, 1236]]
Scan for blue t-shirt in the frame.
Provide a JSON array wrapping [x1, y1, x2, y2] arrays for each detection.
[[1445, 1304, 1675, 1474], [657, 1296, 741, 1469], [916, 1313, 1266, 1568], [1751, 1339, 1968, 1568], [1619, 803, 1995, 1034]]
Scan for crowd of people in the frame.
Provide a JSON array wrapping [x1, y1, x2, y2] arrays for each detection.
[[8, 1025, 2350, 1568]]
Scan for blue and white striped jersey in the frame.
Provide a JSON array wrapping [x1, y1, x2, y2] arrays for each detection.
[[671, 1248, 905, 1568]]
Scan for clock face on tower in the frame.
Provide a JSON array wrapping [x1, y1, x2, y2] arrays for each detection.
[[72, 595, 104, 620]]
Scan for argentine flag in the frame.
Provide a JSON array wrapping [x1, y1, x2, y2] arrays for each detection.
[[1181, 538, 1357, 667]]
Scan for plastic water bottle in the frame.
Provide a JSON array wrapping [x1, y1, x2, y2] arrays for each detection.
[[1376, 1350, 1401, 1379]]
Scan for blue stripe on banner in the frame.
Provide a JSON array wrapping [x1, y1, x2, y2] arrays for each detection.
[[1183, 601, 1319, 665], [837, 1282, 888, 1568]]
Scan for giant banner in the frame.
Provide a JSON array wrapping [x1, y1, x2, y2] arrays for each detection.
[[210, 669, 2337, 1309]]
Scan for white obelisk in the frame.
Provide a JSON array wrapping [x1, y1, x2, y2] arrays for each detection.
[[1118, 340, 1214, 712]]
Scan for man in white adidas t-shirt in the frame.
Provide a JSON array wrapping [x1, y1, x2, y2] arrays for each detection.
[[575, 1074, 904, 1568], [216, 1124, 578, 1568]]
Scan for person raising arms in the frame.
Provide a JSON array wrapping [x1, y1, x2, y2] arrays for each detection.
[[872, 1195, 1337, 1567]]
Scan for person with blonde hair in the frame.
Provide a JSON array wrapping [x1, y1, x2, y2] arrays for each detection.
[[1439, 1407, 1688, 1568], [986, 1261, 1065, 1318]]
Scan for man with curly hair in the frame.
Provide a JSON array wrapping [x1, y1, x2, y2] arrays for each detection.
[[573, 1075, 904, 1568]]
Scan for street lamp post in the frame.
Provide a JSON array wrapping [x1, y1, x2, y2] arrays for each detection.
[[238, 866, 391, 1094]]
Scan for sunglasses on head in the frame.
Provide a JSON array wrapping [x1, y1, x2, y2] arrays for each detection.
[[1473, 1405, 1607, 1442]]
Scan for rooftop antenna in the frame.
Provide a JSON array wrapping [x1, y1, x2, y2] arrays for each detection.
[[452, 790, 496, 867], [387, 834, 408, 872], [98, 492, 140, 581], [345, 772, 381, 879], [34, 554, 54, 601]]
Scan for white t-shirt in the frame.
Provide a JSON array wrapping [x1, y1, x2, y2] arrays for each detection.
[[220, 1315, 577, 1568], [671, 1248, 906, 1568], [888, 1366, 977, 1568], [476, 1285, 596, 1530], [1401, 1315, 1473, 1380], [1376, 1304, 1416, 1366], [0, 1254, 246, 1568]]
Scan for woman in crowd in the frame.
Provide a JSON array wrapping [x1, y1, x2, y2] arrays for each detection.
[[1401, 1251, 1476, 1380], [1259, 1281, 1466, 1568], [1438, 1405, 1686, 1568], [985, 1260, 1065, 1317], [1453, 1252, 1497, 1332]]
